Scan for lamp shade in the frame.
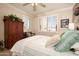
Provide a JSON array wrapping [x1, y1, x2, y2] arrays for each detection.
[[68, 23, 75, 30]]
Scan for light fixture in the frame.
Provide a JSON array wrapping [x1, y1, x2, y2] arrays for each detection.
[[35, 3, 38, 6], [32, 3, 34, 6], [23, 3, 46, 11], [32, 3, 38, 6]]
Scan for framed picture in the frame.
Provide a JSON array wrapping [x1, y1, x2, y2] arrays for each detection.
[[61, 19, 69, 28]]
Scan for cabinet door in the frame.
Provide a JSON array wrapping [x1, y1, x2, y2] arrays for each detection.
[[17, 22, 23, 33], [4, 21, 9, 41], [6, 34, 17, 49], [8, 22, 17, 34], [16, 33, 23, 40], [6, 35, 13, 49]]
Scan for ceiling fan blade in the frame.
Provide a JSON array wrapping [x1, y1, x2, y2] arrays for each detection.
[[33, 3, 36, 11], [23, 3, 30, 6], [39, 3, 46, 8]]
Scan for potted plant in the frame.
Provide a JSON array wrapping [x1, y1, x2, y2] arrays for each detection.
[[8, 14, 20, 21]]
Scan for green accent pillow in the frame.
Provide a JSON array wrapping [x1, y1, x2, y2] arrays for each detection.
[[54, 30, 79, 52]]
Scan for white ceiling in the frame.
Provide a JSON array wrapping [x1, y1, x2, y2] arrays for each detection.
[[9, 3, 74, 15]]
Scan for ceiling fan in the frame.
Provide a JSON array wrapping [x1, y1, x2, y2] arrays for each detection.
[[23, 3, 46, 11]]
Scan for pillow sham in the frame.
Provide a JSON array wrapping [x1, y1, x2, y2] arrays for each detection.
[[46, 34, 60, 47], [54, 30, 79, 52], [61, 30, 77, 39]]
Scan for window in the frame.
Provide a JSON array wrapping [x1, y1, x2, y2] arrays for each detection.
[[40, 16, 57, 32], [22, 16, 30, 32]]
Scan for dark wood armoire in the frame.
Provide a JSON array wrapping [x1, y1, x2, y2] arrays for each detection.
[[3, 16, 24, 49]]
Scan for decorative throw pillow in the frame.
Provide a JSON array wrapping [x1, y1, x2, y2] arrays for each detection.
[[54, 30, 79, 52], [46, 34, 60, 47]]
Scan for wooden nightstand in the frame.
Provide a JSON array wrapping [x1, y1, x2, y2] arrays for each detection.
[[0, 48, 12, 56]]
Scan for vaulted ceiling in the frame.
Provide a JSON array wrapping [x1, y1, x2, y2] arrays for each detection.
[[9, 3, 75, 15]]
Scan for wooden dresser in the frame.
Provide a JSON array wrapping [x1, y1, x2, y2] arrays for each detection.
[[3, 16, 24, 49]]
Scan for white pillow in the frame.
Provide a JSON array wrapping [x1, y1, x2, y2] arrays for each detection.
[[71, 42, 79, 55], [46, 34, 60, 47], [74, 51, 79, 55], [71, 42, 79, 50]]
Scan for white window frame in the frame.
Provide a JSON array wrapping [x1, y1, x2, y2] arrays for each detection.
[[39, 16, 57, 32], [22, 16, 30, 32]]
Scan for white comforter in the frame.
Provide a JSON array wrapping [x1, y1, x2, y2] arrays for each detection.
[[11, 35, 76, 56]]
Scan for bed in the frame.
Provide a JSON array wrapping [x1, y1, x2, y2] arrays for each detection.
[[10, 35, 76, 56]]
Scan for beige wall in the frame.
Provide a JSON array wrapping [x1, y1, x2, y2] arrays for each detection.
[[0, 4, 33, 41], [32, 7, 73, 36]]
